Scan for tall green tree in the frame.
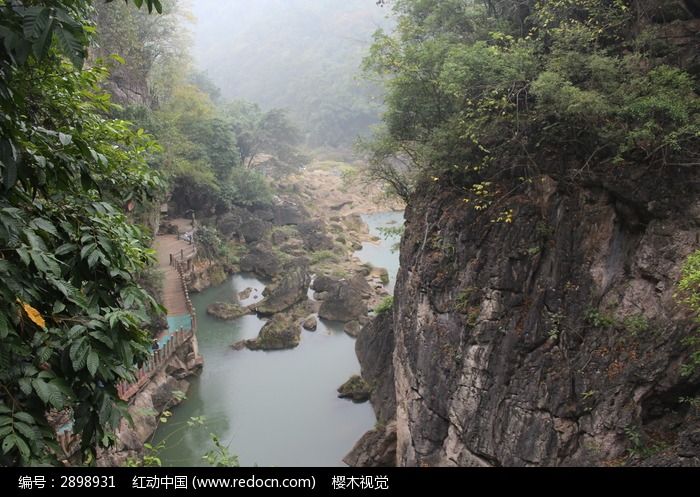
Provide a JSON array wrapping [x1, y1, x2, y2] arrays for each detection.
[[0, 0, 165, 465], [224, 102, 303, 170]]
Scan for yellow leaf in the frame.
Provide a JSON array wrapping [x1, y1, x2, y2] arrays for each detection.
[[18, 300, 46, 328]]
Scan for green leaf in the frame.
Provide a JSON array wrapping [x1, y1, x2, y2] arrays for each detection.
[[14, 435, 31, 460], [89, 331, 114, 348], [58, 132, 73, 146], [18, 378, 32, 395], [80, 242, 97, 260], [47, 384, 65, 410], [32, 378, 51, 404], [87, 248, 101, 269], [14, 422, 36, 441], [1, 140, 19, 191], [87, 350, 99, 377], [31, 17, 54, 59], [37, 346, 52, 364], [22, 7, 51, 39], [109, 54, 125, 65], [69, 339, 88, 371], [31, 218, 58, 237], [54, 27, 84, 68], [14, 412, 35, 425], [16, 247, 30, 266], [23, 229, 46, 251], [2, 434, 17, 454]]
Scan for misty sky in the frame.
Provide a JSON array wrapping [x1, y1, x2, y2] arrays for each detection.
[[188, 0, 391, 114]]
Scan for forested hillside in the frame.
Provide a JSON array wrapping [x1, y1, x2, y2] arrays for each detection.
[[191, 0, 390, 147]]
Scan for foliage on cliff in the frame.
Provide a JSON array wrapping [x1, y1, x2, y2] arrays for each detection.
[[365, 0, 700, 199], [0, 0, 165, 465], [93, 2, 298, 216], [679, 250, 700, 374]]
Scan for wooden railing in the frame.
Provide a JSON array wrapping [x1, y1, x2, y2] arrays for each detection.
[[175, 260, 197, 334], [116, 329, 194, 401], [169, 244, 197, 268]]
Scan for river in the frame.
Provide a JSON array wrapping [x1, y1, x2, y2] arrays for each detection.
[[153, 211, 403, 466]]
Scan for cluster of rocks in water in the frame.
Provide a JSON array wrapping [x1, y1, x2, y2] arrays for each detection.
[[208, 267, 380, 353], [200, 202, 396, 362], [192, 187, 400, 412]]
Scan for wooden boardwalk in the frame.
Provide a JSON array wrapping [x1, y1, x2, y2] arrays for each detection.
[[154, 218, 195, 318]]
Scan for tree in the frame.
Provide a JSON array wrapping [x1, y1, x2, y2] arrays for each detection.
[[0, 0, 165, 465], [94, 0, 189, 107], [224, 103, 303, 170], [363, 0, 699, 198]]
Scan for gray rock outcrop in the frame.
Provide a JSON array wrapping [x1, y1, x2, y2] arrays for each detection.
[[255, 265, 310, 315], [207, 302, 249, 320], [245, 314, 301, 350], [318, 277, 368, 323], [347, 169, 700, 467]]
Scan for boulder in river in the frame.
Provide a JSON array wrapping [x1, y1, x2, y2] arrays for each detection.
[[302, 315, 318, 331], [245, 314, 301, 351], [337, 375, 371, 403], [217, 206, 270, 242], [342, 213, 368, 234], [207, 302, 250, 320], [370, 267, 390, 286], [239, 217, 270, 244], [343, 320, 361, 338], [349, 274, 373, 299], [238, 287, 253, 300], [343, 421, 397, 467], [313, 291, 329, 301], [318, 278, 368, 323], [255, 265, 311, 315]]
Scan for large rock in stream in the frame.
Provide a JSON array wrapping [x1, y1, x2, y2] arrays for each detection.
[[337, 375, 371, 403], [243, 314, 301, 351], [317, 275, 369, 323], [207, 302, 250, 320], [273, 204, 307, 226], [255, 265, 311, 315], [297, 220, 334, 251]]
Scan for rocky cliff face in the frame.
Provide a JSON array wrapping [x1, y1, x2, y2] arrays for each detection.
[[350, 171, 700, 466]]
